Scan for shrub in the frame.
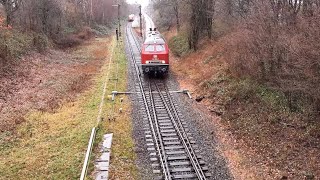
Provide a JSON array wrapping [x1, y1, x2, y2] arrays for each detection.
[[77, 27, 95, 40], [54, 35, 83, 49], [63, 27, 77, 34], [168, 34, 189, 57], [33, 33, 50, 52], [0, 30, 33, 59], [224, 6, 320, 116], [92, 24, 112, 36]]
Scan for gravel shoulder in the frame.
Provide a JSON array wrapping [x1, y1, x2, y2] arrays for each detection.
[[165, 72, 233, 180]]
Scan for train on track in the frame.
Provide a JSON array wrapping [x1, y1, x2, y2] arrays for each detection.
[[128, 14, 135, 22], [141, 28, 170, 74]]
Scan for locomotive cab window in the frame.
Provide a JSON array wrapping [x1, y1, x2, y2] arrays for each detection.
[[145, 45, 155, 52], [156, 45, 165, 52]]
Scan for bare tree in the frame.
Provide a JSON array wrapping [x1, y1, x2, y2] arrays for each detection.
[[188, 0, 215, 50], [0, 0, 21, 26], [152, 0, 182, 31]]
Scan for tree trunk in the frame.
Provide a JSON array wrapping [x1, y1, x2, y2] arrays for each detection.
[[6, 14, 11, 27], [173, 0, 180, 32]]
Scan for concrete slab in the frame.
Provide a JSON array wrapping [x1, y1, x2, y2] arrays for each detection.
[[95, 171, 109, 180]]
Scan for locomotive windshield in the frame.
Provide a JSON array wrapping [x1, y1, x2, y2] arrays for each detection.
[[145, 45, 155, 52], [156, 45, 165, 52], [144, 45, 165, 52]]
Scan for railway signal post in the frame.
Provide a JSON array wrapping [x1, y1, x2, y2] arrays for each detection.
[[118, 4, 121, 37], [139, 5, 143, 38], [116, 29, 119, 41], [112, 3, 121, 37]]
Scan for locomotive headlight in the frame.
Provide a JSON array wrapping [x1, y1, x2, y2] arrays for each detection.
[[161, 60, 166, 64], [146, 61, 150, 64]]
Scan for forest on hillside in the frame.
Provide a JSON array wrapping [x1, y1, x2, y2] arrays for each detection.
[[151, 0, 320, 178], [152, 0, 320, 119], [0, 0, 135, 64]]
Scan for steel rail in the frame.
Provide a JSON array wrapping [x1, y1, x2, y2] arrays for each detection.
[[129, 25, 142, 53], [128, 22, 209, 179], [148, 82, 172, 180], [126, 24, 171, 180], [156, 83, 207, 180]]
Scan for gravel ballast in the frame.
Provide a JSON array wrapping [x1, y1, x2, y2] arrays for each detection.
[[125, 27, 232, 179]]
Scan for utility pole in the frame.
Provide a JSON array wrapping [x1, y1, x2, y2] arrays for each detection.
[[112, 2, 121, 37], [90, 0, 93, 26], [118, 3, 121, 37], [139, 5, 143, 38]]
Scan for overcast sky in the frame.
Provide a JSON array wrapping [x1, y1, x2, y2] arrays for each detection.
[[126, 0, 149, 7]]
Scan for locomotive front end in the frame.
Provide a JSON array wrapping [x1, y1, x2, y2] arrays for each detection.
[[141, 35, 169, 74]]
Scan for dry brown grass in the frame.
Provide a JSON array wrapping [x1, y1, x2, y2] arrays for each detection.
[[54, 27, 95, 49], [0, 37, 123, 179], [0, 38, 106, 133]]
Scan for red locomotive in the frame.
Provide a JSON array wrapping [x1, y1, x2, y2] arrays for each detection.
[[141, 29, 169, 74]]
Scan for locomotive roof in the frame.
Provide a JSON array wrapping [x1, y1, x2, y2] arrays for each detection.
[[147, 31, 160, 35], [144, 32, 166, 44], [144, 37, 165, 45]]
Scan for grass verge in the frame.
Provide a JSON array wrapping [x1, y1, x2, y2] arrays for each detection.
[[0, 37, 137, 179], [103, 44, 139, 179], [88, 38, 138, 179]]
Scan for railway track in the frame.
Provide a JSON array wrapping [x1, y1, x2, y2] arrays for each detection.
[[126, 24, 211, 179]]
